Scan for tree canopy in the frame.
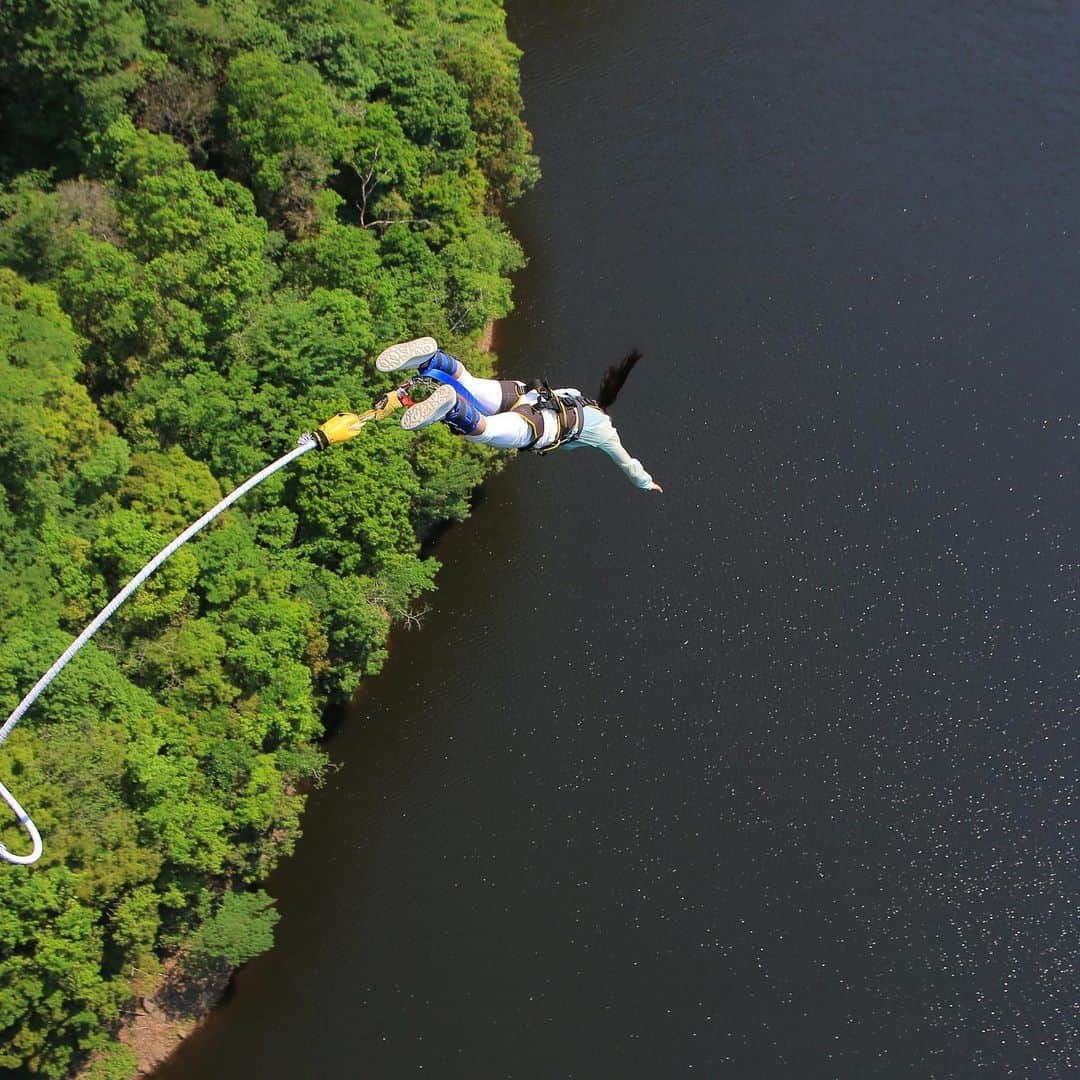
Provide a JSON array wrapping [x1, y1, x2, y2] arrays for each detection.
[[0, 2, 536, 1074]]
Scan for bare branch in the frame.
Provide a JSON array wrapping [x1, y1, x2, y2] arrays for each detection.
[[399, 605, 430, 630], [352, 144, 430, 231], [355, 145, 381, 227], [361, 216, 432, 231]]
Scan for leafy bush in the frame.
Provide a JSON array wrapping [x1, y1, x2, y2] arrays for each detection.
[[184, 889, 280, 972]]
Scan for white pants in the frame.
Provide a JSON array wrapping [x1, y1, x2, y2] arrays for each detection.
[[452, 363, 655, 489], [453, 367, 536, 449]]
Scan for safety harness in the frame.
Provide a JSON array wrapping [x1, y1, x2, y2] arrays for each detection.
[[511, 381, 593, 454]]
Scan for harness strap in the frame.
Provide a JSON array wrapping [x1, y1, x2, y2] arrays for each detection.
[[511, 387, 589, 453], [499, 379, 525, 412]]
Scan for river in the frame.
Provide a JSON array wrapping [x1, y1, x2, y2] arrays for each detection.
[[154, 1, 1078, 1076]]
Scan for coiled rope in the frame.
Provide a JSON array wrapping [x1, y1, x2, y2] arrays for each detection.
[[0, 434, 319, 866]]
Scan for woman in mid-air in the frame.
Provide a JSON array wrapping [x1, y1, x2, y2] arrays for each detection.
[[375, 337, 662, 492]]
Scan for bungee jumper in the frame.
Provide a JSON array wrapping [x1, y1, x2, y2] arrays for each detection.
[[0, 336, 660, 865], [371, 337, 663, 492]]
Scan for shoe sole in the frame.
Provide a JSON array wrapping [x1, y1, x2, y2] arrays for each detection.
[[401, 384, 457, 430], [376, 336, 438, 373]]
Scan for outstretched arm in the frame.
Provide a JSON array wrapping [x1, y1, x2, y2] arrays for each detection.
[[579, 409, 661, 491]]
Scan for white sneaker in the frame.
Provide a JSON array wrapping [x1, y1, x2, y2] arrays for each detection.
[[401, 384, 457, 430], [375, 336, 438, 373]]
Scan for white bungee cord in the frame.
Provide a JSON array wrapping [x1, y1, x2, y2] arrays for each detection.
[[0, 435, 320, 865]]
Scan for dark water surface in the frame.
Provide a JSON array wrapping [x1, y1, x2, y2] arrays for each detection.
[[156, 2, 1077, 1076]]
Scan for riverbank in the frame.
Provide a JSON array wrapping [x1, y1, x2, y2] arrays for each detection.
[[114, 962, 231, 1078], [479, 316, 497, 353]]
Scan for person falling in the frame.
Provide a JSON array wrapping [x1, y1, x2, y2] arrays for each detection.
[[375, 338, 662, 493]]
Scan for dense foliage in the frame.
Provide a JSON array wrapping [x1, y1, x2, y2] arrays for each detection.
[[0, 2, 537, 1075]]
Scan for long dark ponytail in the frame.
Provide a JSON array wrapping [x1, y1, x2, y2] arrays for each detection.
[[596, 349, 642, 410]]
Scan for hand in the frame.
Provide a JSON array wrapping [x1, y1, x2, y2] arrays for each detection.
[[649, 482, 663, 493]]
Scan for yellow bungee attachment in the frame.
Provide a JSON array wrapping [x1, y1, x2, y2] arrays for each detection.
[[313, 391, 404, 449]]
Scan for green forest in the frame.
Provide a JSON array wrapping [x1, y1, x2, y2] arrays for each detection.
[[0, 1, 537, 1075]]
